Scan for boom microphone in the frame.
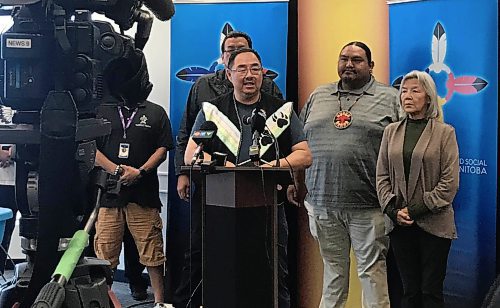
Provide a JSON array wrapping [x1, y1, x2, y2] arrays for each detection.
[[143, 0, 175, 21], [190, 121, 218, 165]]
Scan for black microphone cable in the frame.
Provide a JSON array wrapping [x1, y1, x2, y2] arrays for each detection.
[[185, 163, 202, 308], [256, 162, 272, 270], [260, 124, 296, 275], [264, 123, 296, 193]]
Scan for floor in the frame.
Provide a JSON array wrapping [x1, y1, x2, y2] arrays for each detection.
[[1, 269, 174, 308]]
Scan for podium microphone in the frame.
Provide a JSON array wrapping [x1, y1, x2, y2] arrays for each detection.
[[242, 108, 266, 130], [246, 108, 266, 165], [190, 121, 218, 166]]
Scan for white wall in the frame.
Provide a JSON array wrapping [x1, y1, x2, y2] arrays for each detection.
[[141, 16, 172, 219]]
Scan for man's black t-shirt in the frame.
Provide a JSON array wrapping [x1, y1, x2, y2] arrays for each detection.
[[97, 100, 174, 209]]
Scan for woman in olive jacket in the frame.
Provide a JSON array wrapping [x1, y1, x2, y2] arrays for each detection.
[[376, 70, 459, 308]]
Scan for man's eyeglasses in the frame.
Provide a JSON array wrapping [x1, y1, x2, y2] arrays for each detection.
[[229, 65, 263, 75], [223, 47, 244, 53]]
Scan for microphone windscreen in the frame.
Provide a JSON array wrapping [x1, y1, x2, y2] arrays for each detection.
[[194, 121, 217, 153], [143, 0, 175, 21], [200, 120, 218, 133], [252, 109, 266, 134]]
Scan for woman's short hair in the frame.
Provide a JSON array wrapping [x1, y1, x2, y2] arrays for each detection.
[[399, 70, 441, 119]]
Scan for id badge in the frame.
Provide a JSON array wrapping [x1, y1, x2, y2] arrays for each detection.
[[118, 143, 130, 159]]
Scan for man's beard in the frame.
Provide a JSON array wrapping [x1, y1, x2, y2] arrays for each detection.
[[242, 83, 260, 99], [341, 73, 369, 90]]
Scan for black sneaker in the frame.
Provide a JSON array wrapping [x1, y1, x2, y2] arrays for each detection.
[[130, 284, 148, 301]]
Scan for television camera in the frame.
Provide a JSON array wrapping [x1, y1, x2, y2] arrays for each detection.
[[0, 0, 174, 307]]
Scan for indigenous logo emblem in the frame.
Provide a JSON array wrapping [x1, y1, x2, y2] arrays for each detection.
[[136, 115, 151, 128], [175, 23, 278, 83], [392, 22, 488, 120], [333, 110, 353, 130]]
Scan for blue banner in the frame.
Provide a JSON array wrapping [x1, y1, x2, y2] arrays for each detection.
[[389, 0, 498, 306], [166, 1, 288, 299], [170, 2, 288, 137]]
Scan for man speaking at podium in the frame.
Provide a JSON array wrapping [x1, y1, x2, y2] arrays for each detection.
[[184, 48, 312, 307]]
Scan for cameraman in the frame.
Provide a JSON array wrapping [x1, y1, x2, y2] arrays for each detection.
[[94, 49, 173, 308]]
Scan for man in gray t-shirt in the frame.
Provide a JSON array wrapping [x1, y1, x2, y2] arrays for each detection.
[[300, 42, 399, 308], [186, 48, 312, 308]]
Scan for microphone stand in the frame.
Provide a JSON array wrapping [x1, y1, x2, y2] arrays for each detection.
[[190, 144, 204, 166]]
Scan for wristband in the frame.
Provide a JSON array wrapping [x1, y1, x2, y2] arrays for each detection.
[[113, 164, 123, 176], [139, 167, 147, 177]]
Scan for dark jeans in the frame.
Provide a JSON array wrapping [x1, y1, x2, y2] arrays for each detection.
[[173, 185, 290, 308], [390, 225, 452, 308], [0, 185, 16, 274], [123, 224, 148, 290]]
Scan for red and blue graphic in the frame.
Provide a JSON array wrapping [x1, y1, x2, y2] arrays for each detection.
[[389, 0, 498, 306], [392, 22, 489, 113]]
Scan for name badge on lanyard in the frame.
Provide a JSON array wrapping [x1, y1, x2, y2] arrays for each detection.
[[119, 143, 130, 158], [117, 106, 137, 159]]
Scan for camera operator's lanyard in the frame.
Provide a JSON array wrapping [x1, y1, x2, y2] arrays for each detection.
[[118, 106, 138, 139], [117, 107, 137, 159]]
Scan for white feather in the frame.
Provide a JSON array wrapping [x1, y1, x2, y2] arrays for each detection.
[[430, 23, 449, 74]]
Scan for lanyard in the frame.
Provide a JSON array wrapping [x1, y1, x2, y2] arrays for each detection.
[[118, 106, 138, 139], [337, 91, 365, 112]]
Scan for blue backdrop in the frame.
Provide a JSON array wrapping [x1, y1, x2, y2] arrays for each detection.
[[389, 0, 498, 306], [170, 2, 288, 138], [166, 1, 288, 300]]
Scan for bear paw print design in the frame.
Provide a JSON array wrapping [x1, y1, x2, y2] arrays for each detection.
[[272, 112, 289, 128]]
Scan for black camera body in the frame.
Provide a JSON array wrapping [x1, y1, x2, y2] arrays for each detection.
[[0, 0, 174, 305], [0, 1, 136, 120], [106, 172, 121, 195]]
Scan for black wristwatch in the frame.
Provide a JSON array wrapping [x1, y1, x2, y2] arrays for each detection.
[[139, 168, 147, 177]]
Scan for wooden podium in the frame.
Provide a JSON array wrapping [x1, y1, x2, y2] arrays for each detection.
[[184, 166, 291, 308]]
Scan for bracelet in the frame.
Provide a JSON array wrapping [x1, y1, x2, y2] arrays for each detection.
[[113, 164, 122, 176], [139, 167, 147, 177]]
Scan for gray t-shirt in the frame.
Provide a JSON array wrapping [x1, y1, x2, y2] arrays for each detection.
[[301, 77, 400, 212]]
